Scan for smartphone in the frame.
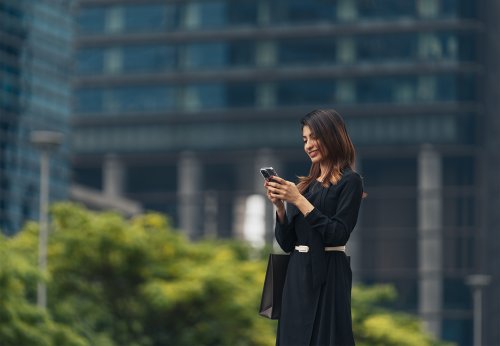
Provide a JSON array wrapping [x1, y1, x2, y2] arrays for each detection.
[[260, 167, 279, 183]]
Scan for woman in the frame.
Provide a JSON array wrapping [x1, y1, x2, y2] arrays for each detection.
[[265, 109, 366, 346]]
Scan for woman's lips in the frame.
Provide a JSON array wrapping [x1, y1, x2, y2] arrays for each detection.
[[309, 150, 318, 158]]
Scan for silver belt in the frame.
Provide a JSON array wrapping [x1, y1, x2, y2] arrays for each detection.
[[295, 245, 345, 253]]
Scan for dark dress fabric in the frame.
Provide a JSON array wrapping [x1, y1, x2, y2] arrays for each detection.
[[275, 167, 363, 346]]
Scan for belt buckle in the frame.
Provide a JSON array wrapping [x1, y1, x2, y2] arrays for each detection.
[[298, 245, 309, 253]]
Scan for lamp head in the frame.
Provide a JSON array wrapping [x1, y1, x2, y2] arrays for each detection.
[[465, 274, 492, 289], [30, 131, 64, 151]]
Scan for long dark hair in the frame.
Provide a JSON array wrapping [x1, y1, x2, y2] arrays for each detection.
[[297, 109, 367, 199]]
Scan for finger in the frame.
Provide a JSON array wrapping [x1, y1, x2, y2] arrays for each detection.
[[271, 176, 286, 184], [268, 186, 281, 194], [269, 182, 285, 190], [270, 190, 283, 198]]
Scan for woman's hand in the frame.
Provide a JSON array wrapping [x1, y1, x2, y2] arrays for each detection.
[[265, 178, 284, 211], [266, 176, 303, 206]]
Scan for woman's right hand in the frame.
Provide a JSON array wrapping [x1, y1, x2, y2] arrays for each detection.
[[265, 179, 284, 211]]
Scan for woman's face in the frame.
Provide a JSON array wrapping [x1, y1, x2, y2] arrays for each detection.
[[303, 125, 325, 163]]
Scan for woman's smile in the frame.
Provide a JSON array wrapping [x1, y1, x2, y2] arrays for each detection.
[[309, 150, 319, 158]]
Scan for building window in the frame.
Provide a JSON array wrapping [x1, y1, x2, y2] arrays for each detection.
[[77, 48, 104, 75], [278, 37, 337, 66], [78, 6, 106, 35], [124, 4, 177, 32], [270, 0, 336, 25], [104, 6, 124, 34], [357, 0, 415, 19], [122, 45, 177, 73], [277, 80, 336, 106]]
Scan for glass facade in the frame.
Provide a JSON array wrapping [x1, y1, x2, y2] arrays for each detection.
[[72, 113, 473, 154], [0, 0, 73, 235], [72, 1, 490, 345], [75, 74, 474, 114], [77, 32, 474, 75], [77, 0, 473, 36]]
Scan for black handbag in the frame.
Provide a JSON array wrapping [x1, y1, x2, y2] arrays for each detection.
[[259, 253, 290, 320]]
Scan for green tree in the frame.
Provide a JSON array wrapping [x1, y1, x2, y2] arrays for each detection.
[[1, 202, 456, 346], [0, 232, 86, 346], [9, 202, 277, 346], [352, 284, 455, 346]]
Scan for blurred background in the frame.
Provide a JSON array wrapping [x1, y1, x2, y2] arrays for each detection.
[[1, 0, 499, 345]]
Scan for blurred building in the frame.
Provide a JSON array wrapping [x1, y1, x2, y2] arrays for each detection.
[[72, 1, 498, 345], [0, 0, 73, 235]]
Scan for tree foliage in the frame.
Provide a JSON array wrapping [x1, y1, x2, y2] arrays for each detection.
[[352, 284, 454, 346], [0, 202, 455, 346], [2, 203, 276, 346], [0, 232, 86, 346]]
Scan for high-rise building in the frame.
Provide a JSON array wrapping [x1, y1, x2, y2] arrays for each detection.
[[72, 1, 499, 345], [0, 0, 73, 235]]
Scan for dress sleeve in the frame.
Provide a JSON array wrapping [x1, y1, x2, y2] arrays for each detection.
[[303, 173, 363, 246], [274, 204, 297, 253]]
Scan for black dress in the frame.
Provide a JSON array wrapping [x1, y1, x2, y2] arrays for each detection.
[[275, 167, 363, 346]]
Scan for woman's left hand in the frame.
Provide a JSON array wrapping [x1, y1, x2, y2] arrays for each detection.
[[267, 176, 303, 205]]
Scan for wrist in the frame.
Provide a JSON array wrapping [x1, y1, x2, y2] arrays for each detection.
[[292, 195, 306, 206]]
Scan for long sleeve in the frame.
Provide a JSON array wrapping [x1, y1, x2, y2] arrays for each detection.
[[304, 173, 363, 289], [304, 173, 363, 246], [274, 204, 297, 253]]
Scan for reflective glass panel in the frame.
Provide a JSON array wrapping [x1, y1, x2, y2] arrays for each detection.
[[189, 83, 255, 108], [270, 0, 336, 25], [122, 45, 177, 73], [188, 42, 228, 69], [198, 1, 227, 27], [227, 1, 258, 25], [77, 87, 174, 113], [124, 3, 178, 32], [278, 37, 337, 65], [77, 48, 104, 75], [228, 41, 255, 67], [78, 6, 105, 35], [357, 0, 416, 18], [77, 89, 102, 113], [227, 83, 256, 107], [357, 33, 417, 62], [357, 77, 396, 103], [109, 87, 174, 112], [187, 41, 254, 69], [277, 80, 336, 105]]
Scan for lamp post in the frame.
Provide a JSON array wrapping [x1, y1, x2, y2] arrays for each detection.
[[30, 131, 63, 310], [465, 274, 492, 346]]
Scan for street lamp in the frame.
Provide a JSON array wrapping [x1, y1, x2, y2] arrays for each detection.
[[30, 131, 63, 310], [465, 274, 492, 346]]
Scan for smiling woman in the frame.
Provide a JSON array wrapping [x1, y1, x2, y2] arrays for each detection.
[[264, 109, 367, 346]]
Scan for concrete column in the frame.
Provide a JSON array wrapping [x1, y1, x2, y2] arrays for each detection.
[[255, 148, 283, 247], [178, 152, 202, 240], [103, 153, 125, 197], [417, 143, 443, 338], [349, 157, 362, 283], [203, 189, 217, 237]]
